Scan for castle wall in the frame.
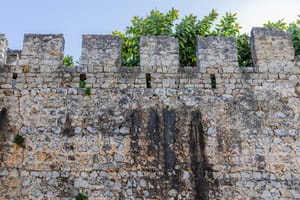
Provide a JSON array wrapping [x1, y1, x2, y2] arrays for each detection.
[[0, 28, 299, 199]]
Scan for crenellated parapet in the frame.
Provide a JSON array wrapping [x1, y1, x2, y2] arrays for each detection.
[[1, 28, 300, 200], [0, 28, 299, 93]]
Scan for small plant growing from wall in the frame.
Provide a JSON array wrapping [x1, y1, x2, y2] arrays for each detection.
[[14, 135, 25, 148], [79, 73, 91, 95], [75, 193, 88, 200], [79, 80, 86, 88], [63, 55, 75, 67], [79, 74, 87, 89], [85, 88, 91, 95]]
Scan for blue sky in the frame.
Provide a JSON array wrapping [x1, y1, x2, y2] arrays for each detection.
[[1, 0, 299, 60]]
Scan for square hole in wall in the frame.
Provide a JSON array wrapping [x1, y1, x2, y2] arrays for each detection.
[[146, 73, 151, 88], [210, 74, 216, 89]]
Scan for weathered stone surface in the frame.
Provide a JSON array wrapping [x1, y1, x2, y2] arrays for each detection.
[[81, 35, 121, 72], [140, 36, 179, 73], [21, 34, 64, 73], [0, 34, 8, 68], [0, 28, 299, 199], [197, 36, 239, 71], [251, 27, 295, 69]]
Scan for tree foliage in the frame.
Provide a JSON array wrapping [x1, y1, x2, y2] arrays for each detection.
[[263, 19, 288, 31], [113, 9, 178, 66], [174, 10, 218, 66], [237, 34, 253, 67], [214, 12, 241, 37], [288, 18, 300, 55], [63, 11, 300, 68], [114, 8, 244, 67], [110, 9, 299, 67]]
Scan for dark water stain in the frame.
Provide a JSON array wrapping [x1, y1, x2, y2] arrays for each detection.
[[163, 108, 177, 171], [0, 108, 7, 136], [147, 108, 160, 152], [130, 109, 141, 163], [146, 108, 182, 198], [190, 111, 217, 200], [146, 108, 177, 171], [133, 108, 218, 198], [0, 108, 7, 164]]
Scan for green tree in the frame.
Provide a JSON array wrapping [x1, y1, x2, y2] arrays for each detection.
[[237, 34, 252, 67], [113, 8, 179, 66], [114, 9, 246, 67], [263, 19, 288, 31], [214, 12, 241, 37], [174, 10, 218, 66], [288, 16, 300, 55], [214, 12, 253, 67]]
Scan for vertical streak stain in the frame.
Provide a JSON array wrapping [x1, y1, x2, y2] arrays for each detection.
[[130, 109, 141, 163], [0, 108, 7, 164], [0, 108, 7, 135], [190, 111, 215, 200], [163, 108, 176, 171]]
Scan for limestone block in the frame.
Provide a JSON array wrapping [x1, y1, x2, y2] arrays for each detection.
[[197, 36, 238, 72], [0, 34, 8, 66], [251, 27, 295, 69], [20, 34, 64, 75], [81, 35, 121, 72], [140, 36, 179, 73]]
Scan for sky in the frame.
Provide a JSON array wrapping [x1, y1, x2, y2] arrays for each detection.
[[1, 0, 299, 60]]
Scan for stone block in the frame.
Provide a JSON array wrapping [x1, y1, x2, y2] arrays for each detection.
[[196, 36, 238, 72], [251, 27, 295, 69], [140, 36, 179, 73], [81, 35, 121, 72], [21, 34, 64, 72], [0, 34, 8, 66]]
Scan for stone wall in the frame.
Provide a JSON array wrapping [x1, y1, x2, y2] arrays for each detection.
[[21, 34, 64, 73], [81, 35, 122, 73], [251, 27, 295, 68], [0, 35, 8, 69], [0, 27, 299, 200], [140, 36, 180, 73]]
